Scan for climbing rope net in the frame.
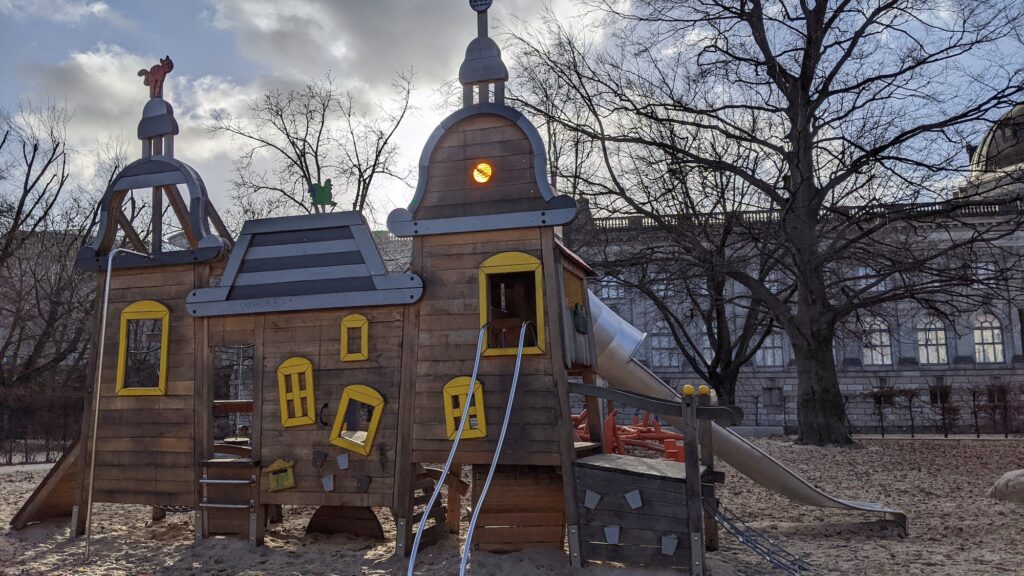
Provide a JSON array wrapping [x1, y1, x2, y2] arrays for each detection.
[[706, 499, 815, 576]]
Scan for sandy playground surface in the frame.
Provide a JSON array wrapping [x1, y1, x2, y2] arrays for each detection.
[[1, 438, 1022, 575]]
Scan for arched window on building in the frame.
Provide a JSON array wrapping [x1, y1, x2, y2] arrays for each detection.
[[916, 317, 948, 365], [973, 313, 1005, 364], [756, 331, 786, 367], [862, 317, 892, 366]]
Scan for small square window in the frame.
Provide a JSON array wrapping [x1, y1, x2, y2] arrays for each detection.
[[341, 314, 369, 362]]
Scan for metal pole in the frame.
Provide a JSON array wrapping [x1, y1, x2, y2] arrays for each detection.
[[84, 248, 148, 561], [460, 322, 532, 575]]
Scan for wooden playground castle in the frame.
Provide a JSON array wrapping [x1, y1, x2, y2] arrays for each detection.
[[11, 2, 905, 574]]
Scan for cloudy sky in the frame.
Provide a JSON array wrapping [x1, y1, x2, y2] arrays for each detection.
[[0, 0, 580, 225]]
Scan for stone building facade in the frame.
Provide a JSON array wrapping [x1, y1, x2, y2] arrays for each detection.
[[565, 105, 1024, 435]]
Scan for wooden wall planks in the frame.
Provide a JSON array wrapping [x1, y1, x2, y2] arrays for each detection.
[[252, 306, 406, 509], [88, 265, 198, 506]]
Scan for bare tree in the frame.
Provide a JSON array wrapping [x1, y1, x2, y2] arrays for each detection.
[[963, 384, 987, 438], [511, 1, 1024, 444], [209, 72, 413, 220], [895, 387, 920, 438], [0, 101, 72, 272]]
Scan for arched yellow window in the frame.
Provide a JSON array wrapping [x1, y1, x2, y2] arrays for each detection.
[[341, 313, 369, 361], [330, 385, 385, 456], [478, 252, 545, 356], [443, 377, 487, 439], [277, 357, 316, 427], [116, 300, 170, 396]]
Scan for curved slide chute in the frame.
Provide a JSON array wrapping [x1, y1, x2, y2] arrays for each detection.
[[588, 291, 908, 533]]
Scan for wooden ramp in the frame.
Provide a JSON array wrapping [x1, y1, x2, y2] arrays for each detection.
[[10, 441, 80, 530]]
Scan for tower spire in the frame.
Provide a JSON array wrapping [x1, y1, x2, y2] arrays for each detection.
[[459, 0, 508, 107]]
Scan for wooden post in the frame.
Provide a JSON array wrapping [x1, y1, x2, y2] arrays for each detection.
[[682, 386, 705, 576], [542, 229, 582, 568], [698, 392, 714, 473], [252, 315, 266, 546], [393, 238, 423, 557], [72, 276, 106, 539], [582, 371, 603, 445]]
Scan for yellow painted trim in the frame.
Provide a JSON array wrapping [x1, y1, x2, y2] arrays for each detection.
[[277, 357, 316, 427], [340, 313, 369, 362], [442, 377, 487, 440], [478, 251, 545, 356], [115, 300, 170, 396], [330, 384, 385, 456]]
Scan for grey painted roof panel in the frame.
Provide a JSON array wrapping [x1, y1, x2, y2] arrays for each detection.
[[187, 211, 423, 317]]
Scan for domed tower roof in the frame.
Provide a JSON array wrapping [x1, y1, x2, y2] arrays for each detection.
[[972, 103, 1024, 173], [386, 0, 577, 237]]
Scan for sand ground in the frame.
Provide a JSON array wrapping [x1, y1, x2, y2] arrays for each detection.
[[1, 438, 1021, 575]]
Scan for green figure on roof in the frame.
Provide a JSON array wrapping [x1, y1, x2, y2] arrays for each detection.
[[309, 178, 337, 213]]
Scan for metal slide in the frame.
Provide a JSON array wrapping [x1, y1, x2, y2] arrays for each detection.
[[587, 291, 908, 533]]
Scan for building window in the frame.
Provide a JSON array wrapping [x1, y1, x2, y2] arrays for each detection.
[[276, 357, 316, 427], [929, 377, 951, 405], [330, 384, 385, 456], [756, 331, 785, 367], [974, 313, 1004, 364], [115, 300, 170, 396], [598, 278, 626, 299], [341, 313, 369, 361], [916, 318, 948, 365], [986, 382, 1009, 405], [763, 386, 785, 410], [479, 252, 545, 356], [443, 376, 487, 439], [862, 318, 892, 366], [650, 328, 681, 369]]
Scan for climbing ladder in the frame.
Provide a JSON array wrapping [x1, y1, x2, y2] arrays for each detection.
[[706, 499, 814, 576], [198, 458, 259, 543]]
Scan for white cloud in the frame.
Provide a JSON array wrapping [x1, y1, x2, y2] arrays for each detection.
[[0, 0, 129, 26]]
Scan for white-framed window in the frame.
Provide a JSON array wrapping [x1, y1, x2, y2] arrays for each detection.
[[756, 331, 785, 367], [598, 278, 626, 299], [650, 334, 681, 368], [973, 313, 1004, 364], [852, 266, 887, 292], [975, 259, 998, 279], [862, 317, 893, 366], [698, 332, 714, 363], [916, 318, 948, 365]]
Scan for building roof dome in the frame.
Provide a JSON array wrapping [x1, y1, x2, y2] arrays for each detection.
[[972, 103, 1024, 173]]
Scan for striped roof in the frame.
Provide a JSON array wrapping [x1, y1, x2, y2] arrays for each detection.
[[186, 212, 423, 317]]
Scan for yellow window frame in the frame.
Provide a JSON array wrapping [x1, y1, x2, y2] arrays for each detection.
[[341, 313, 369, 361], [478, 252, 545, 356], [277, 357, 316, 427], [330, 384, 385, 456], [115, 300, 170, 396], [443, 376, 487, 440]]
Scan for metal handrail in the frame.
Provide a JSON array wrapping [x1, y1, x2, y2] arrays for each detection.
[[459, 321, 533, 575], [407, 324, 489, 576]]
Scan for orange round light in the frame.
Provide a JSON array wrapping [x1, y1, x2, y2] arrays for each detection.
[[472, 162, 493, 184]]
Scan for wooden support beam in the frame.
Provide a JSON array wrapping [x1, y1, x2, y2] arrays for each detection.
[[568, 382, 743, 426], [152, 187, 163, 253], [206, 201, 234, 248], [114, 207, 147, 252], [164, 186, 197, 248]]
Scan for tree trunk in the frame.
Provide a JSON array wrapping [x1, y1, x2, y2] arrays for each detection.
[[790, 336, 852, 445]]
